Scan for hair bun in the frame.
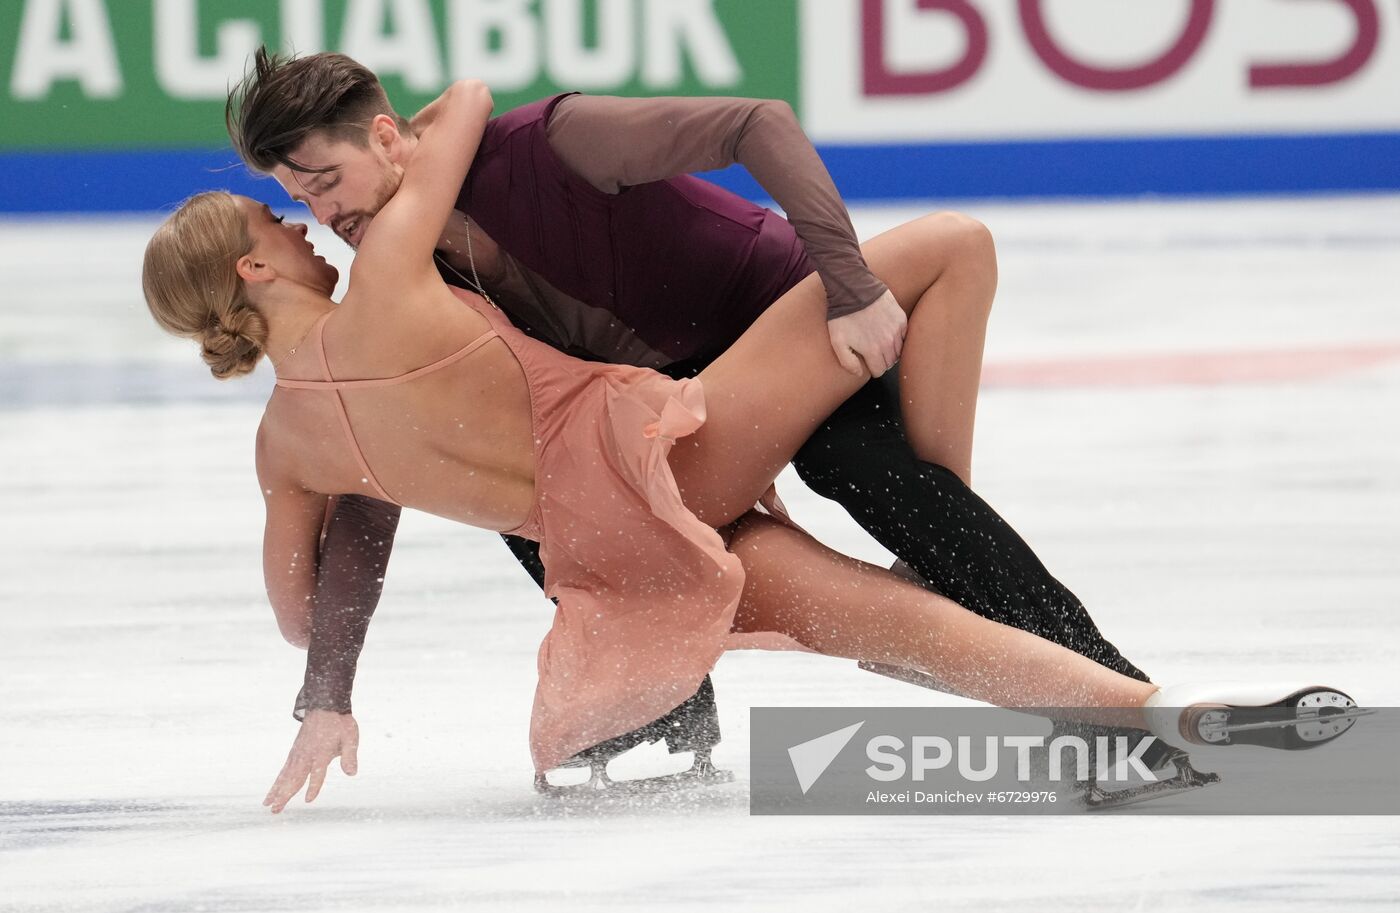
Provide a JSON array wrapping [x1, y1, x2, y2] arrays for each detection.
[[201, 306, 268, 379]]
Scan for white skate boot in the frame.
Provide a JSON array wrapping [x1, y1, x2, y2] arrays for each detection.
[[1143, 683, 1370, 752]]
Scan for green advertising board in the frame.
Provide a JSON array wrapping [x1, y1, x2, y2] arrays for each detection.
[[1, 0, 799, 150]]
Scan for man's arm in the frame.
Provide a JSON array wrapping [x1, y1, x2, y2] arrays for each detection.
[[547, 95, 883, 316], [544, 96, 904, 374], [292, 494, 401, 721]]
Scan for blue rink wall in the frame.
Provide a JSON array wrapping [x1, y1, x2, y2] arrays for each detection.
[[5, 131, 1400, 213]]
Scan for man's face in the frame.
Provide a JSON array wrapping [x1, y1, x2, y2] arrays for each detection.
[[270, 129, 402, 250]]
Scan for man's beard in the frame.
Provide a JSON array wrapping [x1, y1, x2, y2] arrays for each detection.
[[343, 170, 403, 250]]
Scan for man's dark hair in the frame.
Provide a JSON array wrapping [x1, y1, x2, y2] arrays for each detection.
[[226, 46, 409, 174]]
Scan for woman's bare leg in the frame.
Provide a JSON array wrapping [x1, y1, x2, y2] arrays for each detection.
[[891, 213, 996, 484], [727, 514, 1157, 724], [673, 213, 997, 525]]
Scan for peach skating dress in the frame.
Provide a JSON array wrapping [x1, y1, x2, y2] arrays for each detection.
[[278, 288, 792, 772]]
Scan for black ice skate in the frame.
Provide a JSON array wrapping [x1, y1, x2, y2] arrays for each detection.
[[859, 660, 1213, 810], [1143, 683, 1372, 751], [1050, 684, 1373, 810], [534, 676, 735, 797], [1082, 683, 1373, 809]]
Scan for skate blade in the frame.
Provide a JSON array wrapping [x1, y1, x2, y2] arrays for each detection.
[[1195, 691, 1373, 749], [534, 761, 735, 799], [1083, 774, 1221, 811], [1083, 757, 1222, 811]]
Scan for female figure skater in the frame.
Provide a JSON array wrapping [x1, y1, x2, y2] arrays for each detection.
[[143, 80, 1353, 812]]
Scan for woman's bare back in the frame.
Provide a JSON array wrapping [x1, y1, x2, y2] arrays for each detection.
[[262, 283, 537, 531]]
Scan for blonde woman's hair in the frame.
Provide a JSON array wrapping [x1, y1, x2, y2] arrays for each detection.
[[143, 191, 267, 380]]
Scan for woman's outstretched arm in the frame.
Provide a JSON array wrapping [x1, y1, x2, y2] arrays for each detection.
[[257, 428, 330, 647], [264, 492, 398, 814]]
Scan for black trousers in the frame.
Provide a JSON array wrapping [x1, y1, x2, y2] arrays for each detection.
[[503, 370, 1149, 763], [792, 373, 1147, 681]]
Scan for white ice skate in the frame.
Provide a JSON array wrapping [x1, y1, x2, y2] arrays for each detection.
[[1142, 682, 1371, 752]]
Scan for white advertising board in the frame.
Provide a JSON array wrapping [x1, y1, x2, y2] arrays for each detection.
[[803, 0, 1400, 142]]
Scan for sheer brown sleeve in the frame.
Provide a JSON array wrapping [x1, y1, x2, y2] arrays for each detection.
[[545, 94, 888, 319], [292, 494, 401, 721]]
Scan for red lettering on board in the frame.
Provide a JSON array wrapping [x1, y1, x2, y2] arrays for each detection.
[[1018, 0, 1214, 91], [1249, 0, 1378, 87], [861, 0, 989, 95]]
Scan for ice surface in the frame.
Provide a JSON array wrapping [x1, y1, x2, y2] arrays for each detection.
[[2, 197, 1398, 912]]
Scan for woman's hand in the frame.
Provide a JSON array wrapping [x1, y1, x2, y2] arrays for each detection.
[[264, 709, 359, 814], [407, 79, 483, 135]]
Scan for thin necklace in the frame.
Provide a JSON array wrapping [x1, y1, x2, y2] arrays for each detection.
[[434, 214, 499, 310], [283, 317, 319, 361]]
